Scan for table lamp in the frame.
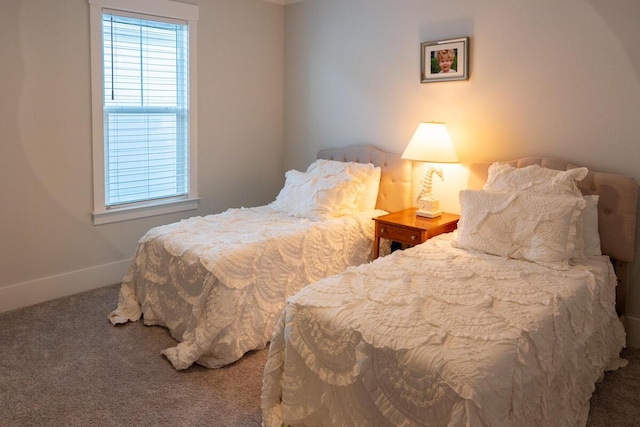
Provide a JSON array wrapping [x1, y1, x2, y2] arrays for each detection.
[[401, 122, 459, 218]]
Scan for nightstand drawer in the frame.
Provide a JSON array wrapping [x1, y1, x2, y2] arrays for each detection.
[[377, 225, 424, 244]]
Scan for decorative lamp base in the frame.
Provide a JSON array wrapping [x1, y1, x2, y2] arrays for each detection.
[[416, 197, 441, 218], [416, 209, 442, 218]]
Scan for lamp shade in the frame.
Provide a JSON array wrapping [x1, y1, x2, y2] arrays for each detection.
[[401, 122, 459, 163]]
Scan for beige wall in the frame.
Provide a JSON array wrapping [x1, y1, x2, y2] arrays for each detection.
[[0, 0, 284, 308], [283, 0, 640, 343], [4, 0, 640, 343]]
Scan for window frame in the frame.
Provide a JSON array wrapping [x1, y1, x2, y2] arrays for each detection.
[[89, 0, 199, 225]]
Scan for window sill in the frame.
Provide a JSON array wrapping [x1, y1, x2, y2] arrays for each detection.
[[93, 197, 200, 225]]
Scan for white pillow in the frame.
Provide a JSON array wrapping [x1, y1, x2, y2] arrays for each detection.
[[306, 159, 374, 177], [271, 170, 358, 220], [483, 163, 588, 197], [571, 196, 596, 259], [455, 190, 586, 270], [306, 159, 381, 211], [358, 166, 381, 211], [581, 195, 602, 256], [482, 162, 600, 260]]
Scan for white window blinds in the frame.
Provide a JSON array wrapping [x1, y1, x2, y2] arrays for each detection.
[[102, 11, 189, 207]]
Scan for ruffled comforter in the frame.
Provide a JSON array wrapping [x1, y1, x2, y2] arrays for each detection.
[[261, 232, 627, 427], [109, 206, 386, 370]]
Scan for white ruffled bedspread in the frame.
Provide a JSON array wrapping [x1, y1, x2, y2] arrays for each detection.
[[109, 206, 386, 370], [261, 232, 627, 427]]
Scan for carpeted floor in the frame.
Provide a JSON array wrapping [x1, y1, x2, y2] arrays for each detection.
[[0, 284, 266, 426], [0, 284, 639, 426]]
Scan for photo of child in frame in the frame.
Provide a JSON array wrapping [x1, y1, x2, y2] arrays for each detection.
[[431, 49, 457, 74], [420, 37, 468, 83]]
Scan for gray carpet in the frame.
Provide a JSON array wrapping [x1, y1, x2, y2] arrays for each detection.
[[0, 284, 639, 426], [0, 284, 265, 426]]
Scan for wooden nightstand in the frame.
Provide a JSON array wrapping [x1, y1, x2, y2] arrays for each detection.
[[373, 209, 460, 259]]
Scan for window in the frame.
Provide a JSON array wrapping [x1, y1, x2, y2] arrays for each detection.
[[89, 0, 199, 225]]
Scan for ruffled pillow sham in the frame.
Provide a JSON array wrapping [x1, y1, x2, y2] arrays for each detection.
[[455, 190, 586, 270], [271, 170, 361, 221], [483, 163, 588, 197], [306, 159, 381, 211], [481, 162, 602, 258]]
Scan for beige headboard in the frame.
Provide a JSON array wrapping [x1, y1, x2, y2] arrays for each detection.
[[469, 157, 638, 316], [317, 144, 413, 213]]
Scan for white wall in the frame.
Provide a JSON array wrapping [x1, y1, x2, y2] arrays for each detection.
[[0, 0, 284, 311], [4, 0, 640, 345], [283, 0, 640, 344]]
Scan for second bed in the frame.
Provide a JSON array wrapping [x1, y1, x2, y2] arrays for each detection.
[[108, 145, 411, 370]]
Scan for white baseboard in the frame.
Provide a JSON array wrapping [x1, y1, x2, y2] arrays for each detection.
[[0, 259, 131, 314], [627, 316, 640, 348]]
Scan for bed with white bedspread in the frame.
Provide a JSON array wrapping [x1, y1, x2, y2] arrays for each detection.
[[261, 157, 637, 426], [108, 145, 411, 370]]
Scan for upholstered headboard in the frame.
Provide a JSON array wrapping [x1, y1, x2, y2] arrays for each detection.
[[468, 157, 638, 316], [317, 144, 413, 213]]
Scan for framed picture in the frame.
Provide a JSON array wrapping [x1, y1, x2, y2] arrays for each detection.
[[420, 37, 469, 83]]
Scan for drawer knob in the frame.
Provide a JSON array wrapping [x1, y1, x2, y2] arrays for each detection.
[[381, 228, 386, 233], [410, 235, 416, 240]]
